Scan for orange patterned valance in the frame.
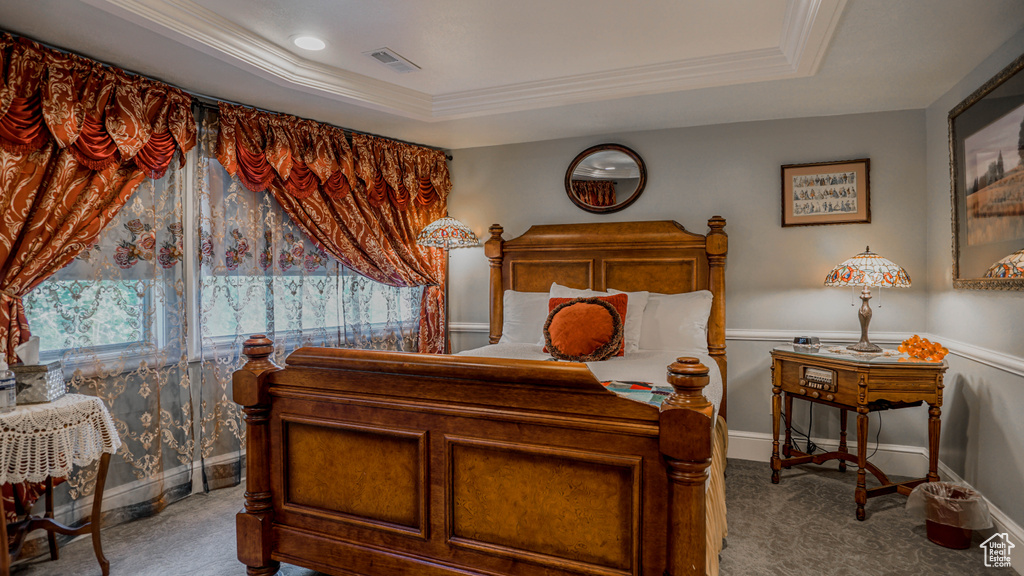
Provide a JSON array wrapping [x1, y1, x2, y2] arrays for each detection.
[[216, 102, 449, 208], [0, 34, 197, 179]]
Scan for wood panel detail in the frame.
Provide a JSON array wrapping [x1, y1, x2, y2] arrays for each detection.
[[446, 436, 641, 575], [282, 417, 427, 536], [510, 260, 593, 292], [602, 258, 698, 294]]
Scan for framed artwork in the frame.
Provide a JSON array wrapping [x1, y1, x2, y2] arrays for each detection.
[[949, 51, 1024, 290], [781, 159, 870, 227]]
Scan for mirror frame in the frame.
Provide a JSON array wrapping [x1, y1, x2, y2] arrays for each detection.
[[949, 51, 1024, 290], [564, 144, 647, 214]]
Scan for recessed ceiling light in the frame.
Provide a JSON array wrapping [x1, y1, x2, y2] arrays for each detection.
[[604, 166, 615, 170], [293, 36, 326, 51]]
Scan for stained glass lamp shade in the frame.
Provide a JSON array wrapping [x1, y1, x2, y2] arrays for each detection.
[[824, 247, 911, 353], [417, 217, 478, 353], [984, 247, 1024, 279], [416, 217, 480, 249]]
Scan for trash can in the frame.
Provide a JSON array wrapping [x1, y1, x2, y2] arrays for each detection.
[[906, 482, 992, 549]]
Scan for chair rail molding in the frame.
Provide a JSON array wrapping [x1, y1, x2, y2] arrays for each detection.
[[452, 324, 1024, 378]]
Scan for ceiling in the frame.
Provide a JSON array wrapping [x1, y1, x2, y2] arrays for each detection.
[[2, 0, 1024, 149]]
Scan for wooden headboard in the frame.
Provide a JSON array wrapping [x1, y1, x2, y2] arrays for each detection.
[[484, 218, 728, 416]]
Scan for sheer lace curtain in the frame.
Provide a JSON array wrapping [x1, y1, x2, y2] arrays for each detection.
[[23, 160, 192, 528], [15, 112, 427, 543], [193, 111, 422, 487]]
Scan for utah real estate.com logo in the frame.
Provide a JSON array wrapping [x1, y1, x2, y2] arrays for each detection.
[[981, 533, 1014, 569]]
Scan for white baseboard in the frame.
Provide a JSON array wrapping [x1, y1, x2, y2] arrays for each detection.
[[729, 429, 1023, 575], [45, 452, 242, 524], [937, 461, 1024, 575], [728, 429, 929, 478]]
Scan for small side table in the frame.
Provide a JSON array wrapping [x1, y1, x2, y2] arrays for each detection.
[[1, 394, 121, 576], [769, 346, 947, 520]]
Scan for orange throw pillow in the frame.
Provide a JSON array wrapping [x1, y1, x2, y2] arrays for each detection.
[[544, 294, 627, 361]]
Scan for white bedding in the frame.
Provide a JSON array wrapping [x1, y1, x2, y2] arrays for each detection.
[[456, 343, 723, 417]]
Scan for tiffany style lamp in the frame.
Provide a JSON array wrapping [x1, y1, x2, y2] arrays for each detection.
[[417, 217, 480, 351], [824, 247, 911, 353], [984, 247, 1024, 279]]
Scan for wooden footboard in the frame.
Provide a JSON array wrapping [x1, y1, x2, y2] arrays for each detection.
[[233, 336, 714, 576]]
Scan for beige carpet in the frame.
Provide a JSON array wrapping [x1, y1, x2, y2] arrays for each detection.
[[10, 459, 1013, 576]]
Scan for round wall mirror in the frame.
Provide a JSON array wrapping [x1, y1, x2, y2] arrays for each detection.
[[564, 144, 647, 214]]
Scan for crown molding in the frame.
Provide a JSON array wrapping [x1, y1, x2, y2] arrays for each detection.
[[86, 0, 845, 121], [83, 0, 434, 118]]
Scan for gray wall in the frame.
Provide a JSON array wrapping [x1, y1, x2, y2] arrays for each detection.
[[447, 108, 930, 446], [925, 28, 1024, 527], [445, 31, 1024, 530]]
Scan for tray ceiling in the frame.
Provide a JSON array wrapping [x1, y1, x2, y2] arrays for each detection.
[[3, 0, 1024, 148]]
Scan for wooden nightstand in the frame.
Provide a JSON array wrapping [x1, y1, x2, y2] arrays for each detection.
[[769, 346, 948, 520]]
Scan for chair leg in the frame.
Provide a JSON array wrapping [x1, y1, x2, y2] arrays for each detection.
[[91, 453, 111, 576], [1, 488, 10, 576], [45, 477, 58, 560]]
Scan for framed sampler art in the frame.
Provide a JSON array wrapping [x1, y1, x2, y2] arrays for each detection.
[[949, 51, 1024, 290], [781, 159, 870, 227]]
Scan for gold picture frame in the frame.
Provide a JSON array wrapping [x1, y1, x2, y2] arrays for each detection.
[[781, 159, 870, 227], [949, 51, 1024, 290]]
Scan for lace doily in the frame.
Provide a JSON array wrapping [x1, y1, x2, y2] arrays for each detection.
[[0, 393, 122, 484]]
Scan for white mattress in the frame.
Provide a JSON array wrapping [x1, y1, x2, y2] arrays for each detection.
[[456, 343, 723, 416]]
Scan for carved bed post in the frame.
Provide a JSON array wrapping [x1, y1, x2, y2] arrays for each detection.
[[706, 216, 727, 420], [661, 357, 714, 576], [484, 224, 505, 344], [232, 335, 280, 576]]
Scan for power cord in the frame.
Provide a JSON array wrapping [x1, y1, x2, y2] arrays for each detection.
[[781, 404, 818, 455], [805, 403, 818, 454], [782, 403, 884, 461], [868, 413, 883, 460]]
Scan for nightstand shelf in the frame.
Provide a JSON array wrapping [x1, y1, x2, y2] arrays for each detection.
[[769, 346, 948, 521]]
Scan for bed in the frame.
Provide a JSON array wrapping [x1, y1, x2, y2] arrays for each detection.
[[233, 218, 728, 576]]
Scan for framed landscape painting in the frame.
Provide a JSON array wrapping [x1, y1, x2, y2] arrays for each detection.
[[781, 159, 870, 227], [950, 52, 1024, 290]]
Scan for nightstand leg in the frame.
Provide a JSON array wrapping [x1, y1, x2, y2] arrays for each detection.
[[927, 405, 941, 483], [770, 363, 782, 484], [783, 394, 794, 457], [1, 488, 9, 576], [838, 409, 848, 472], [856, 407, 868, 521]]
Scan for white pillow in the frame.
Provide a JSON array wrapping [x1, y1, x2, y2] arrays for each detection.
[[637, 290, 713, 353], [498, 290, 550, 344], [550, 283, 649, 354]]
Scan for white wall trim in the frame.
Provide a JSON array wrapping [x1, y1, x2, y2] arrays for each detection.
[[725, 328, 913, 344], [931, 335, 1024, 379], [449, 322, 489, 334], [938, 461, 1024, 576], [726, 328, 1024, 379], [730, 429, 1024, 575], [452, 325, 1024, 378], [45, 452, 242, 527], [727, 429, 930, 478]]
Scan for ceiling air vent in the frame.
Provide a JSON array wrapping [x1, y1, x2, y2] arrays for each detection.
[[363, 47, 420, 74]]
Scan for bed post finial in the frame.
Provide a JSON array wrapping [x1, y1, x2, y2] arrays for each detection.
[[233, 335, 281, 576], [661, 357, 713, 576], [485, 225, 505, 344], [706, 216, 727, 420]]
